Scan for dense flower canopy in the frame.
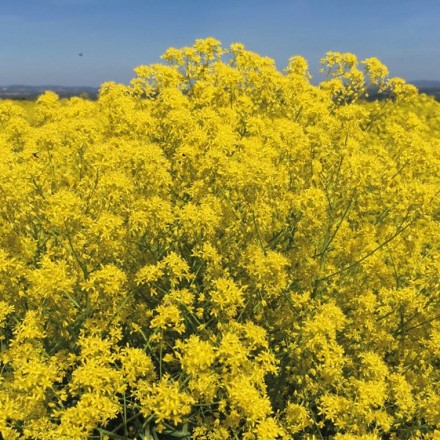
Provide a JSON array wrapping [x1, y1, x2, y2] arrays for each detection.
[[0, 38, 439, 439]]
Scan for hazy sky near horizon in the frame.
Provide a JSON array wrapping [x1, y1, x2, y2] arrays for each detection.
[[1, 0, 439, 86]]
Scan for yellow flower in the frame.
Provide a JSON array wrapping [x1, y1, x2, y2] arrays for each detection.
[[136, 374, 194, 430]]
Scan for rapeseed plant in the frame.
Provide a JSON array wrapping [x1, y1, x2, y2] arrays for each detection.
[[0, 37, 439, 439]]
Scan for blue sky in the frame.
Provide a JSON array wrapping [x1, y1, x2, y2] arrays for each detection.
[[1, 0, 439, 86]]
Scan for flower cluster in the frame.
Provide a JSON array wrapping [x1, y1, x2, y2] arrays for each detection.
[[0, 38, 439, 439]]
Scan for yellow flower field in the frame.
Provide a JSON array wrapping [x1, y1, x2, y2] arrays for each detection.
[[0, 38, 439, 439]]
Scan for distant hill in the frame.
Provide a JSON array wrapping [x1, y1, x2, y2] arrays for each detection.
[[410, 80, 440, 89], [361, 80, 440, 102], [0, 85, 99, 100], [409, 80, 440, 101], [1, 81, 440, 102]]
